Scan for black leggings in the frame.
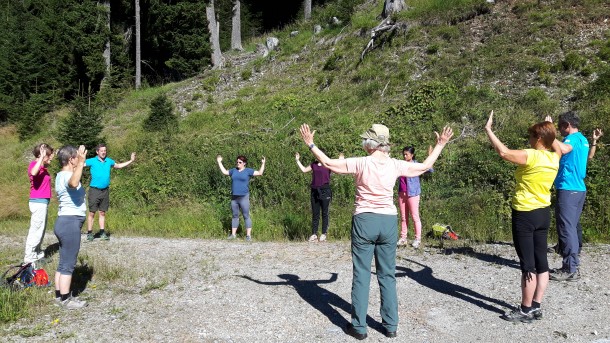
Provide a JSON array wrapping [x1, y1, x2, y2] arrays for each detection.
[[512, 207, 550, 276], [311, 186, 331, 235]]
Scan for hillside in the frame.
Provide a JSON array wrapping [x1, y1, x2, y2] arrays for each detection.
[[1, 0, 609, 242]]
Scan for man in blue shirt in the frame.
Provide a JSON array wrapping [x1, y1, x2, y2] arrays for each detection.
[[547, 111, 589, 282], [84, 144, 136, 241]]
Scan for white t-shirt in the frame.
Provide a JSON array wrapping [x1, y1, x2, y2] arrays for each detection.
[[55, 171, 86, 217], [345, 155, 412, 215]]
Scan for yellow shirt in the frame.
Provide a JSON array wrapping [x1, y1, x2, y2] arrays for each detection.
[[512, 149, 560, 211]]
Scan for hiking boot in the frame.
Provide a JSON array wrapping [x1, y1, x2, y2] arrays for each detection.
[[319, 234, 327, 242], [501, 306, 534, 323], [550, 269, 580, 282], [86, 232, 94, 241], [397, 238, 407, 246], [245, 235, 252, 242], [60, 296, 87, 310], [530, 307, 543, 320], [99, 231, 110, 241], [308, 234, 318, 242], [411, 239, 421, 249], [227, 234, 236, 240]]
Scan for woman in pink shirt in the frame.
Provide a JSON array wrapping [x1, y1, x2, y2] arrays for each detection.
[[299, 123, 453, 340], [24, 143, 54, 264]]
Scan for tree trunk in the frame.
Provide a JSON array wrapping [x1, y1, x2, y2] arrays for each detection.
[[231, 1, 243, 51], [304, 0, 312, 20], [101, 0, 111, 87], [206, 0, 223, 69], [381, 0, 406, 19], [135, 0, 141, 89]]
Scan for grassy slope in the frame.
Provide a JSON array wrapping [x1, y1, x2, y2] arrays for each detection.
[[1, 0, 609, 243]]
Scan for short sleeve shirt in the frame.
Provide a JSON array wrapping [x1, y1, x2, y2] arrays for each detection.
[[554, 132, 589, 191], [85, 157, 116, 189], [229, 168, 255, 196], [345, 156, 411, 215], [28, 160, 52, 199], [55, 171, 87, 216], [512, 149, 560, 211]]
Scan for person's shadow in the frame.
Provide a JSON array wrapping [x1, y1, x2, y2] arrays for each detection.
[[240, 273, 384, 333], [439, 246, 520, 269], [43, 242, 60, 259], [396, 259, 511, 315]]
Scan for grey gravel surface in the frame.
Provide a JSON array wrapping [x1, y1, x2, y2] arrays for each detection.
[[2, 235, 610, 342]]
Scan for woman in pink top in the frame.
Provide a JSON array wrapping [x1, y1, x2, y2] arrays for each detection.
[[24, 143, 54, 264], [299, 123, 453, 340]]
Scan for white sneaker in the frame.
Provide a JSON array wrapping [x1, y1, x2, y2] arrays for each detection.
[[411, 240, 421, 249], [319, 234, 327, 242], [397, 238, 408, 246], [308, 234, 318, 242], [60, 296, 87, 310]]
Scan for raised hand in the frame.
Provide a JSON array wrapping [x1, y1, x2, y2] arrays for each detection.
[[300, 124, 315, 146], [485, 111, 494, 132], [593, 128, 603, 140], [435, 126, 454, 146], [216, 155, 223, 162], [131, 152, 136, 161], [77, 145, 87, 163], [545, 115, 553, 123], [295, 152, 300, 160], [261, 156, 266, 164]]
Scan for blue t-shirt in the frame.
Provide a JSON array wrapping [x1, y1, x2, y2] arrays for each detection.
[[229, 168, 255, 196], [85, 157, 116, 189], [55, 171, 86, 217], [554, 132, 589, 191]]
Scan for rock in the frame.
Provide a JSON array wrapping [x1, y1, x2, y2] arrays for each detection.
[[332, 17, 341, 25], [266, 37, 279, 52], [290, 31, 299, 37], [314, 25, 322, 34]]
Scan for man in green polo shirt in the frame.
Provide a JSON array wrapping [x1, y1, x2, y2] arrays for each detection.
[[84, 144, 135, 241]]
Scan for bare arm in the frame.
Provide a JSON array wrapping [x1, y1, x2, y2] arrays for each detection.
[[485, 111, 528, 165], [588, 128, 603, 161], [253, 156, 266, 176], [68, 145, 87, 188], [545, 115, 573, 154], [114, 152, 136, 169], [299, 124, 349, 174], [216, 155, 229, 176], [30, 145, 47, 176], [406, 126, 454, 176], [295, 152, 312, 173]]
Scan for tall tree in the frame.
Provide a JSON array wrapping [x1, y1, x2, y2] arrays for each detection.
[[206, 0, 223, 69], [304, 0, 312, 20], [101, 0, 111, 87], [231, 1, 243, 51], [135, 0, 141, 89]]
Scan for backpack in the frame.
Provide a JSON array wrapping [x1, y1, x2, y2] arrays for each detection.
[[432, 223, 459, 240], [0, 262, 48, 290]]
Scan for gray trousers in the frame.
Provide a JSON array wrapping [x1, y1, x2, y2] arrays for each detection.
[[54, 215, 85, 275], [555, 190, 585, 273]]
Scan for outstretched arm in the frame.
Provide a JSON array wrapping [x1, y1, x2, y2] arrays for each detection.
[[299, 124, 349, 174], [486, 111, 527, 165], [115, 152, 136, 169], [253, 156, 266, 176], [545, 115, 573, 154], [588, 128, 603, 161], [295, 152, 312, 173], [217, 155, 229, 176], [406, 126, 454, 176]]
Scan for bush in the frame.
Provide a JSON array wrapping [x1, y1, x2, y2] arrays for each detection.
[[143, 94, 177, 132], [57, 98, 105, 154]]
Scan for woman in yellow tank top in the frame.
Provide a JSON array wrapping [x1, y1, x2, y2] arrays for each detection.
[[485, 111, 561, 324]]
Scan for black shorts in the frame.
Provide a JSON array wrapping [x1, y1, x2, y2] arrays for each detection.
[[88, 187, 110, 212]]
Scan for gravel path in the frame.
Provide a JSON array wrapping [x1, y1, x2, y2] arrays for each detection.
[[2, 235, 610, 342]]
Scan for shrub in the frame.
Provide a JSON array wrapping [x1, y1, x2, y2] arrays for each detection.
[[57, 98, 105, 154], [143, 94, 177, 132]]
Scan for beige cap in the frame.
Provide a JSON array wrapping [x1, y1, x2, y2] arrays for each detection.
[[360, 124, 390, 144]]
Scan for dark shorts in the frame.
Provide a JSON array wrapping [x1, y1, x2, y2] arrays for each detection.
[[88, 187, 110, 212]]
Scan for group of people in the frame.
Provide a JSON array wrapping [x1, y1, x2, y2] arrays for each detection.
[[484, 110, 603, 324], [24, 143, 135, 309]]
